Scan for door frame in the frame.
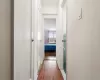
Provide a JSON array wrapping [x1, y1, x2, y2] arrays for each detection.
[[61, 0, 67, 80], [42, 14, 57, 57]]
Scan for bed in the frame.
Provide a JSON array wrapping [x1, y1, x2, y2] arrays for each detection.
[[44, 44, 56, 52]]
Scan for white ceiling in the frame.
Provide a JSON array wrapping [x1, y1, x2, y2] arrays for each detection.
[[41, 0, 59, 7]]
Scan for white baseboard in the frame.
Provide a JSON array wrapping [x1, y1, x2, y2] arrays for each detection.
[[36, 75, 38, 80], [61, 70, 66, 80], [34, 75, 38, 80], [56, 60, 66, 80]]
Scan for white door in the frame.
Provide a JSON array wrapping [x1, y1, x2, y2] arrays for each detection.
[[56, 5, 63, 70], [14, 0, 32, 80], [62, 2, 67, 80]]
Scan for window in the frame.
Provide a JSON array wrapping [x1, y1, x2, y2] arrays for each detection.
[[48, 31, 56, 43]]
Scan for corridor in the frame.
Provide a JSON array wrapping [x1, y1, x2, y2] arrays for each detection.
[[37, 57, 63, 80], [2, 0, 100, 80]]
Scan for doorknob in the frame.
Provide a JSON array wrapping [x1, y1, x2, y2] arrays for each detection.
[[62, 40, 64, 42], [62, 40, 66, 42], [32, 39, 34, 42]]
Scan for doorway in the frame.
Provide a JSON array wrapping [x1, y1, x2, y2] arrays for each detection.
[[44, 18, 56, 59], [37, 17, 64, 80]]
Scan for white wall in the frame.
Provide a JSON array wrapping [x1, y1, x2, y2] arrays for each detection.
[[44, 19, 56, 30], [41, 0, 58, 14], [43, 14, 57, 19], [14, 0, 31, 80], [0, 0, 11, 80], [42, 7, 57, 14], [67, 0, 100, 80]]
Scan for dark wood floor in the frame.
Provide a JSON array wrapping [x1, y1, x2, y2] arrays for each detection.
[[45, 52, 56, 57], [37, 56, 64, 80]]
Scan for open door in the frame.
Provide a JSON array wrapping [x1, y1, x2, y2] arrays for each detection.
[[62, 1, 67, 79], [63, 4, 67, 73], [14, 0, 32, 80], [63, 34, 66, 73]]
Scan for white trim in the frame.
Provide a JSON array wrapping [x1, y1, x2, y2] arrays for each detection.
[[43, 13, 57, 15], [42, 14, 45, 60], [61, 70, 66, 80], [36, 74, 38, 80], [57, 60, 66, 80], [43, 14, 57, 19], [42, 14, 57, 60]]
